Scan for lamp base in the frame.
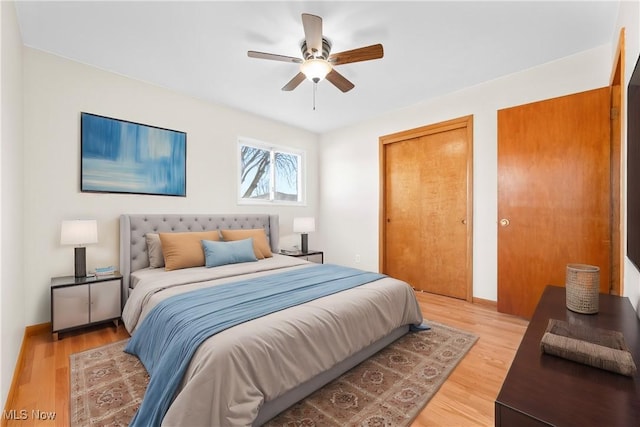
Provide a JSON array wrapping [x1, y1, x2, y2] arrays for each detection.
[[301, 233, 309, 254], [74, 247, 87, 278]]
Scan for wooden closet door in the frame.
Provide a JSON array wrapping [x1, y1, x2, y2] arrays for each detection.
[[381, 116, 472, 300], [383, 137, 425, 290], [497, 87, 611, 318]]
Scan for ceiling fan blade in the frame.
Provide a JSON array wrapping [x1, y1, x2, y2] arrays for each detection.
[[326, 69, 355, 93], [248, 51, 302, 64], [329, 44, 384, 66], [302, 13, 323, 57], [282, 72, 306, 91]]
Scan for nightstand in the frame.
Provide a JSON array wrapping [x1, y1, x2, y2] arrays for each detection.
[[280, 250, 324, 264], [50, 273, 122, 340]]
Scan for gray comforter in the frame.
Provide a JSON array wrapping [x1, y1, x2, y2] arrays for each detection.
[[122, 255, 423, 426]]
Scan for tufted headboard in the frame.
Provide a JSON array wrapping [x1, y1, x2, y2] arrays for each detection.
[[119, 213, 279, 301]]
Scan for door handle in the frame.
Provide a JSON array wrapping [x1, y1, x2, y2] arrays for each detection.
[[500, 218, 510, 227]]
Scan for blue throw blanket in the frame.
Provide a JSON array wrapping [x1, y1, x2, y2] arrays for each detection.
[[125, 264, 388, 427]]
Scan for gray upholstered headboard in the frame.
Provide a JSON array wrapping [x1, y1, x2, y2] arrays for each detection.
[[119, 214, 279, 302]]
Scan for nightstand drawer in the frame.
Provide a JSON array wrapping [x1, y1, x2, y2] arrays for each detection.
[[52, 286, 90, 331], [302, 253, 323, 263], [91, 279, 121, 322], [280, 250, 324, 264], [51, 274, 123, 339]]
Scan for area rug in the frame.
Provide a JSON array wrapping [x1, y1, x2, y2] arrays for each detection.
[[70, 321, 477, 426]]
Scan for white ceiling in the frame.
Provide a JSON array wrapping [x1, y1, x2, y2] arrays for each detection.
[[14, 1, 620, 134]]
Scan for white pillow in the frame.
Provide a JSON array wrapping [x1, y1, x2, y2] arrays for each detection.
[[145, 233, 164, 268]]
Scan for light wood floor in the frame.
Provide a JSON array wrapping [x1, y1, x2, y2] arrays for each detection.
[[4, 292, 528, 427]]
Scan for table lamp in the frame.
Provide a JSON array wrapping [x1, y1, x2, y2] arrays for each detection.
[[61, 219, 98, 278], [293, 217, 315, 253]]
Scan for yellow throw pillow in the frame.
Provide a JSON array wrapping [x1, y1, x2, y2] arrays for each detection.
[[159, 231, 220, 271], [220, 228, 273, 259]]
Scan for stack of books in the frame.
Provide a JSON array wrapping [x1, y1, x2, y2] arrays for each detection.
[[94, 266, 116, 277], [280, 249, 302, 255]]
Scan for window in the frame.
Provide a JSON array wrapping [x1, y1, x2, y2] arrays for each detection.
[[238, 139, 305, 204]]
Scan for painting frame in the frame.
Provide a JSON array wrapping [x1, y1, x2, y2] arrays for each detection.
[[80, 112, 187, 197]]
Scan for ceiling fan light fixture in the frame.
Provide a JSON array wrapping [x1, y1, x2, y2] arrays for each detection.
[[248, 14, 381, 93], [300, 58, 332, 83]]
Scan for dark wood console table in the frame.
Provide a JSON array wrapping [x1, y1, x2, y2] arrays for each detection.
[[495, 285, 640, 426]]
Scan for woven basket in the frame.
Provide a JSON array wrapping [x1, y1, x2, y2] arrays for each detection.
[[566, 264, 600, 314]]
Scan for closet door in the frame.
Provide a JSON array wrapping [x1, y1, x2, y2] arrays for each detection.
[[497, 87, 611, 318], [380, 116, 473, 300]]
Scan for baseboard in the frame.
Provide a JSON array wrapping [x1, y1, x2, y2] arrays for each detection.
[[2, 323, 51, 426], [25, 322, 51, 336], [414, 289, 498, 310], [472, 297, 497, 309]]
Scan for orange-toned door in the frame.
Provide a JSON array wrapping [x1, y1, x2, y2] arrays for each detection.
[[381, 116, 472, 300], [497, 87, 611, 318]]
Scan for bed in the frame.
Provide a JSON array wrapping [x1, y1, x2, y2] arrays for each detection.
[[119, 213, 424, 426]]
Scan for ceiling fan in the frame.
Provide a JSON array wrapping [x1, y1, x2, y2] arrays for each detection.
[[247, 13, 384, 93]]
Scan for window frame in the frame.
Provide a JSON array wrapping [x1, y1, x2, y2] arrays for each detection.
[[237, 137, 306, 206]]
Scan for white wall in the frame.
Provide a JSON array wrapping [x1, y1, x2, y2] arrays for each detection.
[[617, 0, 640, 313], [22, 48, 319, 325], [1, 0, 25, 407], [318, 45, 612, 302], [9, 6, 640, 400]]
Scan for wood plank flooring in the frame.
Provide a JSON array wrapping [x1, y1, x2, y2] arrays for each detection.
[[3, 291, 527, 427]]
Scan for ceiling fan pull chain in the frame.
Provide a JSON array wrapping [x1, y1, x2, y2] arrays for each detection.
[[313, 82, 317, 110]]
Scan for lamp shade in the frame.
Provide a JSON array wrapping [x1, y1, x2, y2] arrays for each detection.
[[300, 59, 332, 83], [60, 220, 98, 246], [293, 217, 316, 233]]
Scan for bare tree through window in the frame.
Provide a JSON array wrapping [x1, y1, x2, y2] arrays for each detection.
[[240, 145, 270, 199], [239, 142, 302, 203]]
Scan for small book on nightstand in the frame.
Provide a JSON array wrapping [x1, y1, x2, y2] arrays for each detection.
[[280, 249, 303, 255], [94, 266, 116, 276]]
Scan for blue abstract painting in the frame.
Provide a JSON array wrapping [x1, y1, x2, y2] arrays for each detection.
[[81, 113, 186, 196]]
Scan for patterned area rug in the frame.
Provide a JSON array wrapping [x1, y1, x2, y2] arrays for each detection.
[[70, 321, 477, 426], [70, 340, 149, 426]]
